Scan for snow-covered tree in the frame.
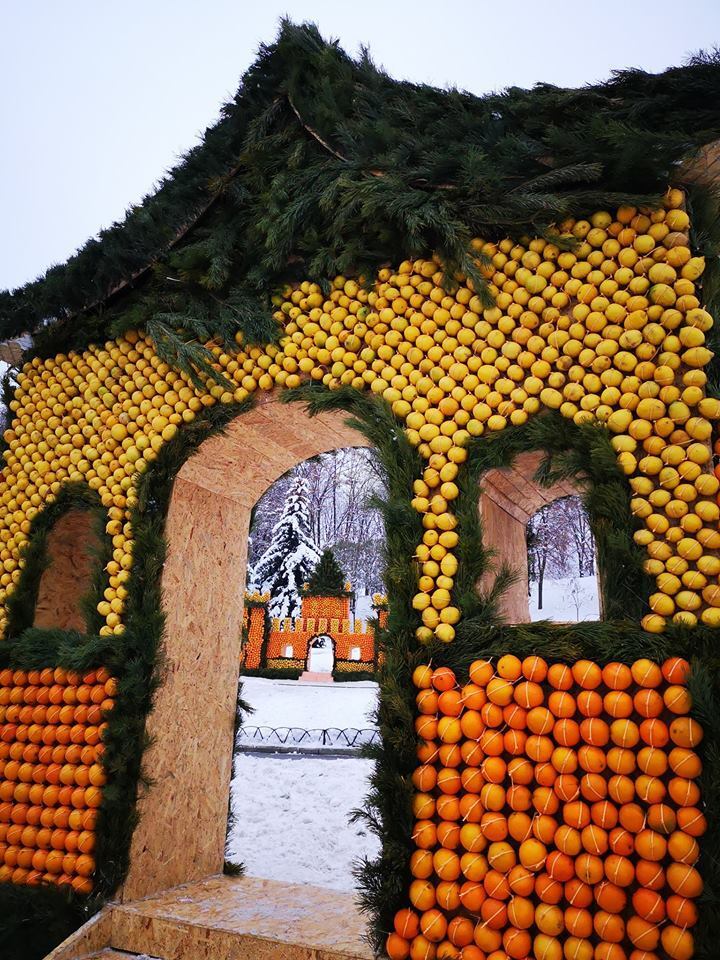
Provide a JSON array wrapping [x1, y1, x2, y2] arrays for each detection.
[[249, 471, 321, 619]]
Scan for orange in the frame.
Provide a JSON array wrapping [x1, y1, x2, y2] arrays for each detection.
[[460, 852, 489, 883], [507, 895, 534, 928], [579, 718, 609, 747], [527, 707, 554, 735], [437, 717, 462, 744], [632, 887, 666, 923], [575, 853, 604, 885], [668, 746, 701, 778], [646, 802, 676, 834], [503, 927, 531, 959], [439, 744, 462, 768], [439, 690, 463, 717], [436, 795, 460, 821], [420, 909, 447, 943], [413, 665, 434, 689], [483, 869, 510, 901], [410, 850, 433, 880], [437, 821, 461, 850], [459, 793, 483, 823], [633, 688, 663, 717], [458, 880, 485, 913], [564, 906, 592, 938], [432, 667, 457, 691], [473, 924, 501, 953], [548, 691, 575, 718], [522, 656, 548, 681], [602, 662, 632, 690], [514, 681, 544, 709], [480, 702, 504, 728], [545, 851, 574, 882], [436, 882, 460, 912], [386, 932, 410, 960], [396, 911, 421, 941], [479, 785, 505, 814], [480, 896, 507, 929], [604, 691, 633, 718], [480, 813, 507, 842], [666, 894, 698, 928], [604, 853, 634, 887], [437, 769, 462, 795], [661, 926, 694, 960], [631, 659, 662, 687], [639, 716, 669, 747], [506, 785, 531, 812], [533, 933, 563, 960], [571, 660, 601, 689], [626, 915, 660, 951], [461, 683, 486, 710], [434, 849, 461, 882], [593, 911, 625, 943], [636, 859, 665, 891], [676, 806, 707, 836], [496, 655, 522, 681], [518, 838, 546, 872], [485, 677, 513, 706], [547, 664, 573, 689], [447, 917, 473, 948], [468, 660, 494, 686], [409, 934, 436, 960], [662, 657, 690, 683], [417, 690, 439, 714], [667, 862, 703, 897], [507, 866, 534, 897], [487, 841, 515, 873], [668, 777, 701, 807], [459, 824, 486, 853], [634, 829, 667, 864], [409, 879, 436, 911], [507, 812, 532, 844], [669, 716, 703, 748], [664, 685, 692, 714]]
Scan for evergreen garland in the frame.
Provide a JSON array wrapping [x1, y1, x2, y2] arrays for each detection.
[[1, 21, 719, 383], [305, 547, 347, 594]]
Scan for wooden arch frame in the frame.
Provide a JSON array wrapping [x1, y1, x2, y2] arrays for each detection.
[[122, 394, 369, 900]]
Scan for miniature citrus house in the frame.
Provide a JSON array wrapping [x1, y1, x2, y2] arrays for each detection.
[[0, 21, 720, 960]]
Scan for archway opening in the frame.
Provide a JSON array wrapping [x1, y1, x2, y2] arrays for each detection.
[[33, 508, 102, 632], [479, 450, 599, 623], [226, 444, 386, 891], [527, 494, 600, 622], [123, 396, 382, 902]]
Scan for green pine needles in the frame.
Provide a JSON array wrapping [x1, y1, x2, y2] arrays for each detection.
[[2, 22, 720, 390], [305, 547, 347, 594]]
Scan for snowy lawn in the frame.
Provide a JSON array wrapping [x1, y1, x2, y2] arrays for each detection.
[[239, 676, 378, 730], [226, 677, 380, 890], [529, 575, 600, 622], [226, 753, 379, 891]]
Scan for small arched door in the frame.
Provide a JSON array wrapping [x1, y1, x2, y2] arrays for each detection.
[[307, 634, 334, 673]]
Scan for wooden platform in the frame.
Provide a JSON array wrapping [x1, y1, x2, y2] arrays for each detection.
[[46, 874, 373, 960]]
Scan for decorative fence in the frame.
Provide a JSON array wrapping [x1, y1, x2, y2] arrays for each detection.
[[236, 725, 380, 752]]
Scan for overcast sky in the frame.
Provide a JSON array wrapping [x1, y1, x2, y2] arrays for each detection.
[[2, 0, 719, 292]]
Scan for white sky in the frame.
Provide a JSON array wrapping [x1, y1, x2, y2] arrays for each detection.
[[1, 0, 719, 291]]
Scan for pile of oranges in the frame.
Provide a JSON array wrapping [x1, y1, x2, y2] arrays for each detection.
[[386, 655, 705, 960], [0, 666, 115, 893]]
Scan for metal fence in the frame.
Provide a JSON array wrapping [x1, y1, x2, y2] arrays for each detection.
[[236, 725, 380, 753]]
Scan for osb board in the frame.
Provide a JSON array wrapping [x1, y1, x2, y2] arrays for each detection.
[[122, 400, 368, 900], [42, 908, 112, 960], [480, 496, 531, 623], [113, 875, 372, 960], [33, 509, 97, 631], [481, 450, 579, 524]]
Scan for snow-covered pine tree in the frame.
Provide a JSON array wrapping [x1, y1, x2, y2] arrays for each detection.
[[249, 471, 321, 619]]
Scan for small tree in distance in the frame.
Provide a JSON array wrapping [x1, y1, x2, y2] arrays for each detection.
[[305, 548, 347, 595]]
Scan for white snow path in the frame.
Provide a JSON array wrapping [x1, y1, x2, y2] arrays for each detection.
[[226, 677, 381, 891], [239, 676, 378, 730], [226, 753, 380, 891]]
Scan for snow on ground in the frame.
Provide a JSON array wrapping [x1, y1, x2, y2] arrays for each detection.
[[239, 676, 378, 730], [529, 575, 600, 622], [226, 753, 380, 891], [227, 677, 380, 891]]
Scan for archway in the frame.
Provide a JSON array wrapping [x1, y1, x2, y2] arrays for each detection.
[[122, 395, 370, 901], [479, 450, 586, 623], [307, 634, 335, 673]]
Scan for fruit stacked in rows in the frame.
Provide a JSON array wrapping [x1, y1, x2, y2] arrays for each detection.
[[1, 195, 718, 647], [0, 666, 115, 892], [386, 655, 705, 960]]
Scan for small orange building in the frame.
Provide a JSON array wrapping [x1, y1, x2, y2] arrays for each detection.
[[240, 591, 386, 676]]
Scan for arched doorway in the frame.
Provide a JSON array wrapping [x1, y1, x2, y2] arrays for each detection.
[[307, 634, 335, 673], [122, 395, 372, 900]]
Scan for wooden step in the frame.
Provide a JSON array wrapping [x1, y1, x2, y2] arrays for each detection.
[[111, 874, 371, 960], [46, 874, 371, 960], [299, 670, 335, 682]]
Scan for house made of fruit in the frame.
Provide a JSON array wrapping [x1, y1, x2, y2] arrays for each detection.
[[0, 21, 720, 960]]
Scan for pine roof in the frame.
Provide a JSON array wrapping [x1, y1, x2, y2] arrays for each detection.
[[2, 21, 719, 361]]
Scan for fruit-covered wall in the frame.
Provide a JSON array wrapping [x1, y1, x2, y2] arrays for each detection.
[[0, 191, 718, 960]]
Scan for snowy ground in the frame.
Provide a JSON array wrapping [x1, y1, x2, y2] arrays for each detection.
[[226, 753, 380, 891], [226, 677, 380, 891], [239, 676, 378, 729], [529, 575, 600, 622]]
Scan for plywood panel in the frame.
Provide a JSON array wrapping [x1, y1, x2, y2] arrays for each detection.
[[123, 398, 368, 900], [33, 509, 98, 631]]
